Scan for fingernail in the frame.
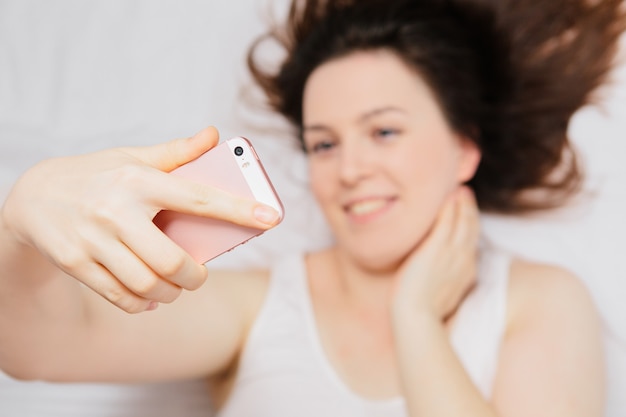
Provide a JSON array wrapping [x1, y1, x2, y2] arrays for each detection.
[[192, 126, 218, 139], [146, 301, 159, 311], [254, 205, 280, 225]]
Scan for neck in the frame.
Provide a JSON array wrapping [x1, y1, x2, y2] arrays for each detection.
[[326, 247, 400, 311]]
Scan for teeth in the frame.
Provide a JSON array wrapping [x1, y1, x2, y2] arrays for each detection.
[[348, 199, 388, 215]]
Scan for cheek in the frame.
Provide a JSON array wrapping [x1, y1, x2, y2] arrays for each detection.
[[309, 160, 334, 207], [389, 148, 458, 253], [401, 138, 461, 194]]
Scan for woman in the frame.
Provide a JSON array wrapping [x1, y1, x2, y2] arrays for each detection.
[[0, 0, 623, 416]]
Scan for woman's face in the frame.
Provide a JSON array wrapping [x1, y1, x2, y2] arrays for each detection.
[[302, 50, 480, 272]]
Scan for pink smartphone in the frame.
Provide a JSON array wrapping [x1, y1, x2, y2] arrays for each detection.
[[153, 136, 284, 264]]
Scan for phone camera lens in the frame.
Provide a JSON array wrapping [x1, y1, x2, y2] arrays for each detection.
[[234, 146, 244, 156]]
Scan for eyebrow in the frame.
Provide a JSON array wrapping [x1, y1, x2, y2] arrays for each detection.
[[303, 106, 407, 132], [358, 106, 407, 122]]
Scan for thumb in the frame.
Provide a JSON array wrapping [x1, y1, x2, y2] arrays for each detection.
[[124, 126, 220, 172]]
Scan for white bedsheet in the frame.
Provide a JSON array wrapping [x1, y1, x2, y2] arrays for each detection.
[[0, 1, 624, 416]]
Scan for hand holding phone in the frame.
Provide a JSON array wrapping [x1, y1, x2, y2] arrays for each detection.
[[154, 137, 284, 264]]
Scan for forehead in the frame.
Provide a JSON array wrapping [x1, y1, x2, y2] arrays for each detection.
[[302, 50, 441, 124]]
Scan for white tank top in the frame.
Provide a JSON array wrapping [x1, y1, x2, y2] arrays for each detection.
[[218, 248, 511, 417]]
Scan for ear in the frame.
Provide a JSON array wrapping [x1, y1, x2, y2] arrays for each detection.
[[456, 138, 481, 183]]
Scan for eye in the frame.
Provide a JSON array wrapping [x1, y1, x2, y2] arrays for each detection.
[[307, 140, 337, 155], [373, 127, 400, 141]]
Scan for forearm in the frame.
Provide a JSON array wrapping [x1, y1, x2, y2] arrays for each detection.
[[393, 311, 498, 417]]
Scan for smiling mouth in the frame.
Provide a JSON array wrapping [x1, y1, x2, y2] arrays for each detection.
[[345, 198, 395, 219]]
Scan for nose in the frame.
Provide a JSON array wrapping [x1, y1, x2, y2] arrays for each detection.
[[338, 139, 374, 187]]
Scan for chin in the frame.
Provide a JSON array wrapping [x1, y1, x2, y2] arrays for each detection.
[[330, 208, 440, 274], [341, 239, 418, 275]]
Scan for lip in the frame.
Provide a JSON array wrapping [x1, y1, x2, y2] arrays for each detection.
[[343, 196, 397, 224]]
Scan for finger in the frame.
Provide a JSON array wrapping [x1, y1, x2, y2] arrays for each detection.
[[453, 188, 480, 281], [148, 169, 281, 229], [455, 187, 480, 248], [76, 261, 156, 314], [122, 127, 220, 172], [466, 188, 481, 246], [423, 190, 459, 249], [92, 240, 184, 303], [450, 187, 476, 247], [119, 215, 209, 291]]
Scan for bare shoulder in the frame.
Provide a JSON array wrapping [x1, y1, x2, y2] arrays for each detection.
[[169, 268, 272, 380], [202, 268, 272, 402], [204, 268, 271, 326], [491, 258, 605, 416], [506, 258, 599, 330]]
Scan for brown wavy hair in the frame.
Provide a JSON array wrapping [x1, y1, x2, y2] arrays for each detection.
[[248, 0, 625, 213]]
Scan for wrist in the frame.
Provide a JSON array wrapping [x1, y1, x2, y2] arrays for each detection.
[[0, 204, 17, 246], [1, 200, 60, 289], [0, 197, 38, 263], [0, 199, 23, 248], [391, 300, 443, 335]]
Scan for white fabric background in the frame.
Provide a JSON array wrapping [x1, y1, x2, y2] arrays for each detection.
[[0, 1, 624, 416]]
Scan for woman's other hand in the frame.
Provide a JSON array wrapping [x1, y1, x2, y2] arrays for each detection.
[[391, 186, 480, 323]]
